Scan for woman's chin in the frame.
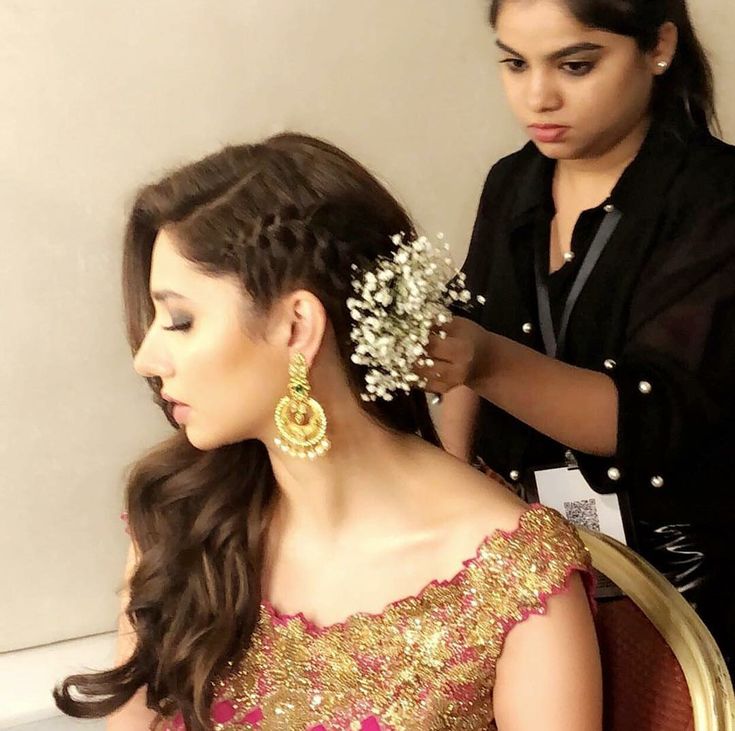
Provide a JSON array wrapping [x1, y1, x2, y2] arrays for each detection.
[[182, 426, 220, 451], [184, 426, 261, 452], [531, 138, 580, 160]]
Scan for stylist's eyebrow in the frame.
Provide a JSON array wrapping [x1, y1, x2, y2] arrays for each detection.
[[151, 289, 190, 303], [495, 40, 604, 60]]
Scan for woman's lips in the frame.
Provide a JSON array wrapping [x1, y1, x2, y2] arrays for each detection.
[[529, 124, 570, 143], [161, 392, 191, 424], [172, 404, 191, 424]]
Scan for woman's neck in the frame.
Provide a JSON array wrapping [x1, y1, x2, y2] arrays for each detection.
[[554, 116, 651, 209], [266, 398, 429, 551]]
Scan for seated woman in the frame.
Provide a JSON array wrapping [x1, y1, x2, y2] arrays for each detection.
[[54, 133, 601, 731]]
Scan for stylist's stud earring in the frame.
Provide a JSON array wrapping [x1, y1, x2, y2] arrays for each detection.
[[657, 60, 668, 69], [274, 352, 330, 459]]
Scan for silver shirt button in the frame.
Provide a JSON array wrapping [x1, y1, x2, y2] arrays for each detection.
[[651, 475, 665, 488], [639, 380, 652, 394], [522, 322, 533, 334], [510, 470, 520, 481], [607, 467, 621, 481], [604, 359, 617, 370]]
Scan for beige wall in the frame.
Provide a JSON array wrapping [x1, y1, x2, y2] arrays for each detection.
[[1, 0, 733, 655]]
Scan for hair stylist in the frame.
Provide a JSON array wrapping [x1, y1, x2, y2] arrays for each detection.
[[422, 0, 735, 665]]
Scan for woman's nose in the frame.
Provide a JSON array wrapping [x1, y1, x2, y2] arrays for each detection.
[[133, 330, 174, 379], [526, 69, 562, 113]]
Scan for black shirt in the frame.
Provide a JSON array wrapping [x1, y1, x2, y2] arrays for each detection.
[[462, 118, 735, 533]]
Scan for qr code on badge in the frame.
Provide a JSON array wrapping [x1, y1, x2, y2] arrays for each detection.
[[563, 498, 601, 532]]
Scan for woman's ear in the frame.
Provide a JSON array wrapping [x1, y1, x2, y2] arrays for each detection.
[[650, 21, 678, 75], [267, 290, 327, 366]]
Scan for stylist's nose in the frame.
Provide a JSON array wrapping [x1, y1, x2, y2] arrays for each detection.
[[133, 328, 174, 379], [526, 68, 562, 114]]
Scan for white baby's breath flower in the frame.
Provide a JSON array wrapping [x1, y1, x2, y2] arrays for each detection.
[[346, 231, 474, 401]]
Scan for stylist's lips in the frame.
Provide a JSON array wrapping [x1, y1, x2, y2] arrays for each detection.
[[161, 392, 191, 424], [529, 124, 570, 143]]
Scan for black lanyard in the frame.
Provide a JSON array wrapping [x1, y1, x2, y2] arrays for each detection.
[[534, 206, 623, 358]]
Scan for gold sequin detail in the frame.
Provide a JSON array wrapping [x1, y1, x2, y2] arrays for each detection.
[[155, 506, 591, 730]]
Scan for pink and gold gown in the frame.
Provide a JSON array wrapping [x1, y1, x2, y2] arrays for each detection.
[[134, 504, 593, 731]]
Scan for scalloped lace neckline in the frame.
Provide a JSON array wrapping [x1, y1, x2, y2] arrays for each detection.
[[260, 502, 546, 635]]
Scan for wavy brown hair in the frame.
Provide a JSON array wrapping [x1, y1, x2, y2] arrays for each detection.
[[53, 133, 439, 730]]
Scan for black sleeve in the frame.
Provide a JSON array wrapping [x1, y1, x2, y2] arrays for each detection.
[[575, 198, 735, 497], [451, 158, 515, 323]]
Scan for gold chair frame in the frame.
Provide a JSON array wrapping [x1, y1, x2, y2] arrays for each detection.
[[579, 528, 735, 731]]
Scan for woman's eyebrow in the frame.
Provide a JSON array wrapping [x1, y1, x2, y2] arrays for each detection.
[[547, 42, 604, 60], [151, 289, 190, 303], [495, 39, 604, 60]]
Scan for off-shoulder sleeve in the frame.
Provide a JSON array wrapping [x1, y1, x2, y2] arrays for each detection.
[[469, 505, 595, 645]]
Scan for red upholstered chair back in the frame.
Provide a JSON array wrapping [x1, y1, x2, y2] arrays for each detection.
[[579, 528, 735, 731], [596, 596, 694, 731]]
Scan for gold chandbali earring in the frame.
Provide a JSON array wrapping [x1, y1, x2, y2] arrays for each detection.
[[274, 352, 330, 459]]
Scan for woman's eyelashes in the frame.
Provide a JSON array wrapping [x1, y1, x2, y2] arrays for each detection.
[[163, 315, 193, 332], [499, 58, 596, 76], [500, 57, 528, 72], [561, 60, 595, 76]]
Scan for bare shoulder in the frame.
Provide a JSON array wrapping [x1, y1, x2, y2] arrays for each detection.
[[413, 443, 529, 544]]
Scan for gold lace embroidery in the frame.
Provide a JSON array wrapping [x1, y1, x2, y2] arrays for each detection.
[[156, 505, 591, 731]]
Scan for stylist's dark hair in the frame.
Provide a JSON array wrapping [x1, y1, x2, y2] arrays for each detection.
[[52, 133, 440, 731], [489, 0, 718, 132]]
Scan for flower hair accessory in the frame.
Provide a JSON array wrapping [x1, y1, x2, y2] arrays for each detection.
[[347, 232, 478, 401]]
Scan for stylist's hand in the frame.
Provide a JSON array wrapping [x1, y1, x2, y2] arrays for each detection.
[[416, 316, 489, 395]]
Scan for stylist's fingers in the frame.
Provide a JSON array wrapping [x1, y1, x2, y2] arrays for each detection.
[[426, 323, 470, 360], [427, 330, 475, 373], [426, 330, 453, 360], [421, 316, 484, 394], [414, 350, 449, 383], [416, 362, 463, 394], [422, 375, 451, 396]]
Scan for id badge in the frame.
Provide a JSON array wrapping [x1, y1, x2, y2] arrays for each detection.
[[530, 462, 629, 546]]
